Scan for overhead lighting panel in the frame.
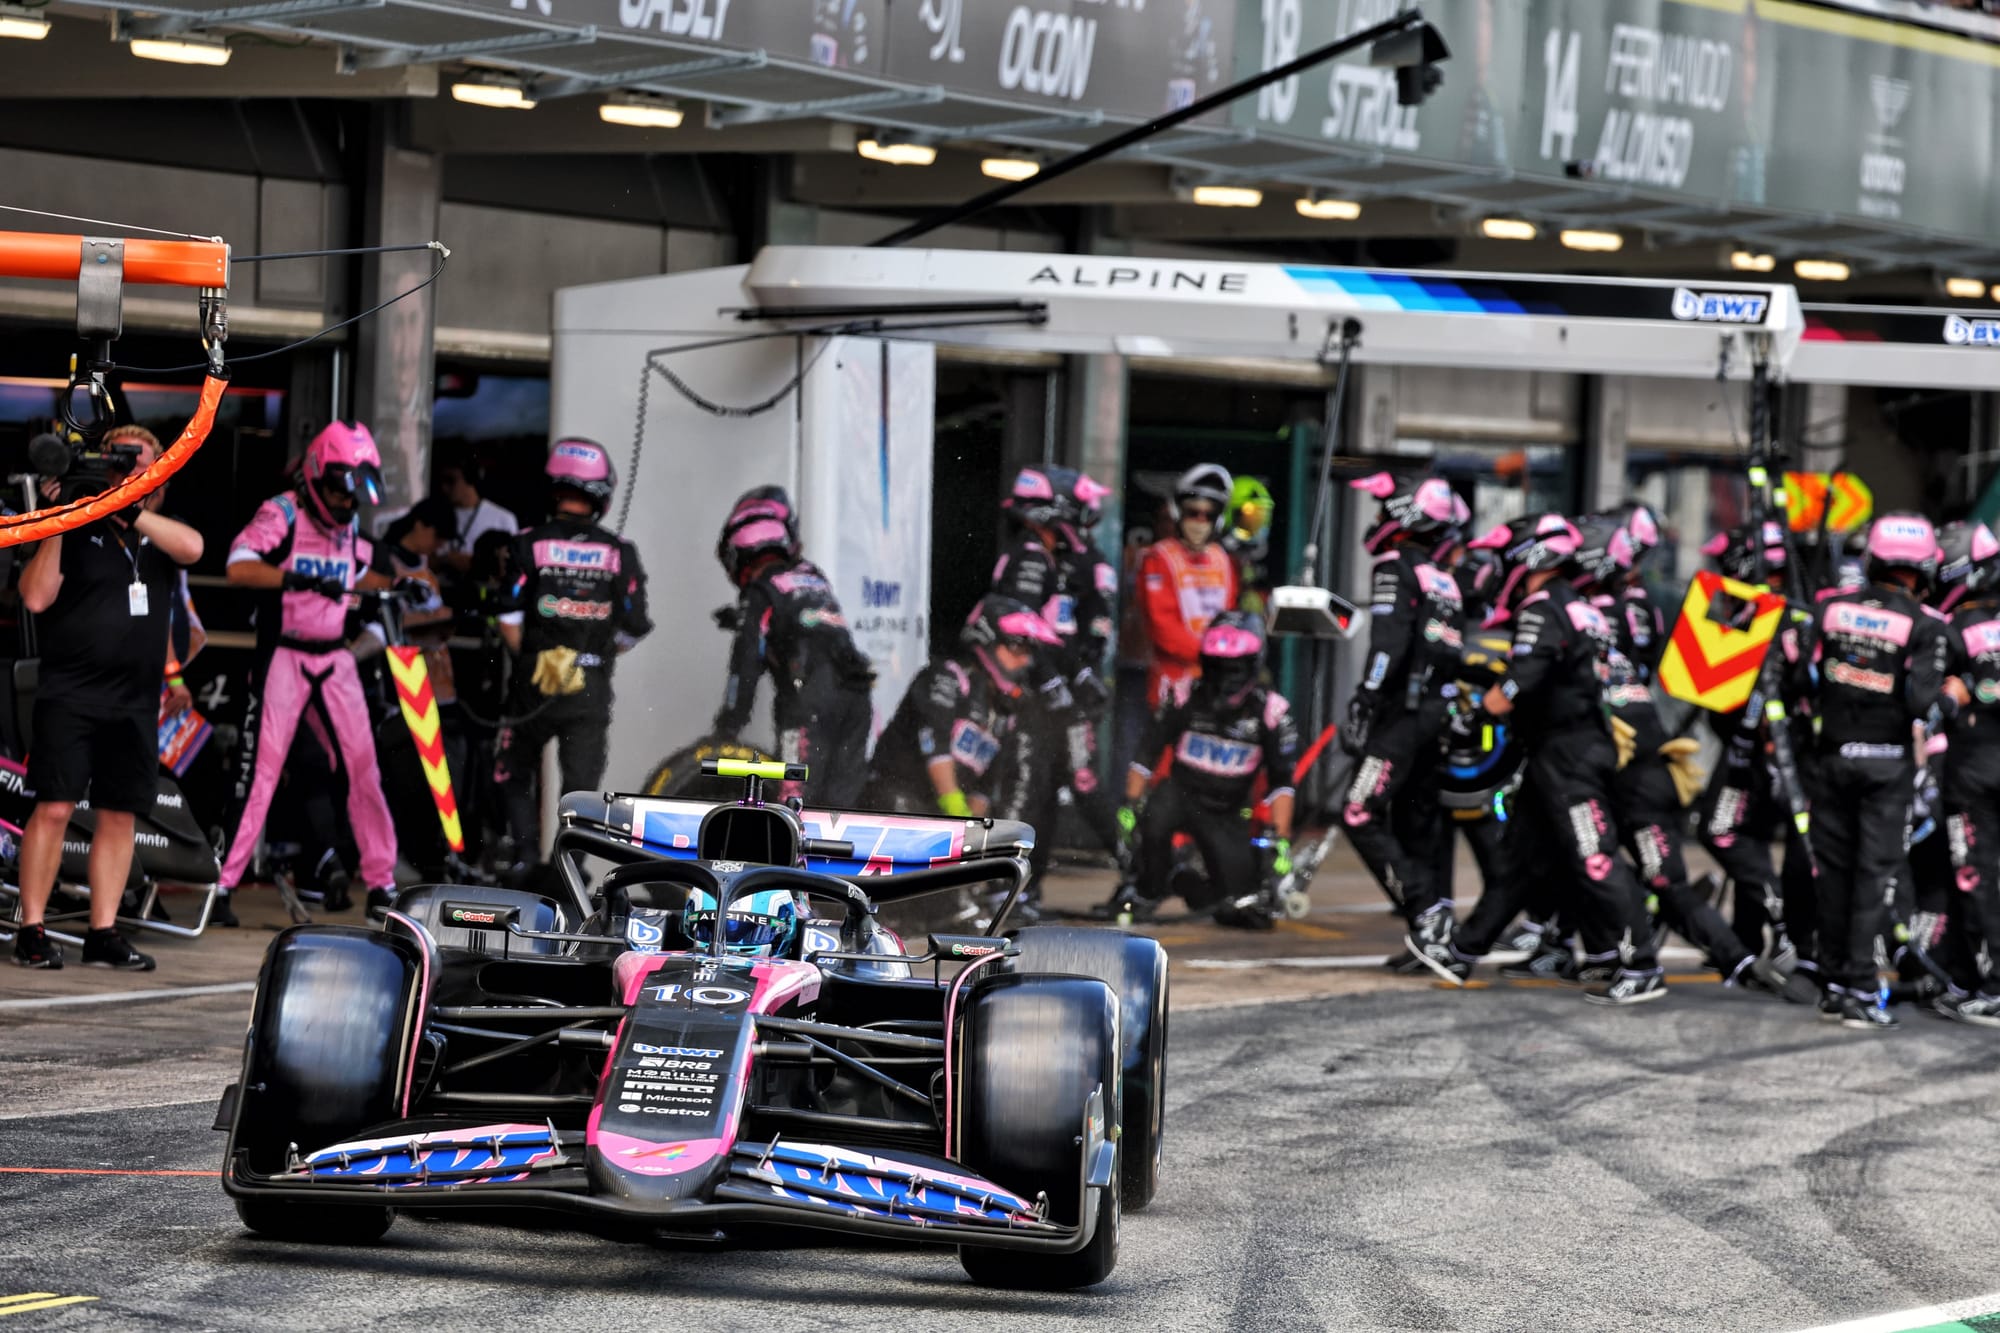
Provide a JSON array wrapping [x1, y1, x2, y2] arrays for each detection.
[[980, 157, 1040, 182], [1729, 250, 1776, 273], [451, 76, 536, 109], [1559, 229, 1623, 253], [1190, 185, 1262, 209], [130, 33, 231, 65], [599, 92, 683, 129], [1295, 196, 1361, 221], [1480, 218, 1537, 241], [1944, 276, 1987, 300], [0, 4, 51, 39], [1793, 259, 1850, 282], [858, 138, 936, 167]]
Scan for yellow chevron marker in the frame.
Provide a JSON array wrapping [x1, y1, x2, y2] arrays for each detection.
[[0, 1293, 99, 1316]]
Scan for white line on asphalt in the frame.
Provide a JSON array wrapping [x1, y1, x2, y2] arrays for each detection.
[[1181, 947, 1709, 971], [0, 1097, 217, 1123], [1789, 1291, 2000, 1333], [0, 981, 254, 1011]]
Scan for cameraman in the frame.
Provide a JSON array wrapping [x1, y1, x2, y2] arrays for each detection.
[[11, 425, 203, 970]]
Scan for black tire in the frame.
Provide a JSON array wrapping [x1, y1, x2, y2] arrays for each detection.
[[1008, 926, 1169, 1211], [231, 926, 418, 1243], [235, 1197, 393, 1245], [956, 973, 1120, 1290], [642, 739, 776, 800]]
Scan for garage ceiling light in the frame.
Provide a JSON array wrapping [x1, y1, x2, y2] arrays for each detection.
[[980, 156, 1040, 182], [130, 33, 230, 64], [858, 138, 936, 167], [599, 92, 682, 129], [1559, 228, 1623, 253], [1191, 185, 1262, 209], [0, 4, 50, 39], [1793, 258, 1850, 282], [1729, 250, 1776, 273], [451, 75, 536, 109], [1480, 218, 1537, 241], [1295, 195, 1361, 221], [1944, 276, 1987, 300]]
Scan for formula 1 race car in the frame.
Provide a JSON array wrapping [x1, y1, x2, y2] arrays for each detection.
[[217, 761, 1168, 1290]]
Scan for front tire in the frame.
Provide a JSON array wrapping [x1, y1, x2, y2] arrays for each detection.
[[956, 972, 1121, 1290], [1008, 926, 1169, 1210], [235, 1198, 393, 1244]]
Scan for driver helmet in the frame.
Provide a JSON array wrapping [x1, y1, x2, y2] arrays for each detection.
[[1224, 477, 1275, 558], [717, 484, 802, 583], [1865, 512, 1940, 590], [1934, 520, 2000, 612], [684, 887, 805, 957], [1198, 609, 1265, 705], [547, 438, 617, 511], [1172, 463, 1233, 546], [1351, 472, 1459, 555], [301, 421, 383, 528], [962, 595, 1061, 688], [1003, 465, 1078, 531]]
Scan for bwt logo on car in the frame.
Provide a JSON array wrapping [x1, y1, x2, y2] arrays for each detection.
[[1945, 315, 2000, 347], [862, 578, 901, 609], [1671, 288, 1769, 324]]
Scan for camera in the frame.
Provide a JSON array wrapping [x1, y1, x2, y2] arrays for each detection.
[[28, 432, 140, 505]]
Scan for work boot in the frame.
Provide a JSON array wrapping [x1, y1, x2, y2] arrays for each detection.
[[81, 927, 155, 972], [1839, 993, 1898, 1031], [1934, 991, 2000, 1029], [10, 923, 62, 969], [211, 892, 240, 929], [1583, 968, 1667, 1006], [366, 887, 397, 922], [1405, 906, 1467, 987], [316, 851, 352, 913], [1500, 942, 1581, 984]]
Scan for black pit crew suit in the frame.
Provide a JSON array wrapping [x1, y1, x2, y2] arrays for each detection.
[[495, 516, 651, 849], [863, 655, 1019, 815], [712, 556, 875, 807], [1941, 598, 2000, 997], [1801, 584, 1949, 997], [1132, 680, 1300, 911], [1499, 582, 1659, 972], [1341, 543, 1462, 923]]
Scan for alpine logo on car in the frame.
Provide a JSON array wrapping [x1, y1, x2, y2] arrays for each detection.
[[1670, 287, 1769, 324]]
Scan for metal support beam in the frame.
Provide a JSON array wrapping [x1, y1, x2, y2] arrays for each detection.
[[1725, 212, 1842, 243], [1128, 126, 1255, 158], [949, 109, 1106, 141], [118, 0, 381, 39], [340, 24, 597, 72], [1499, 184, 1633, 213], [529, 50, 767, 99], [707, 85, 945, 128]]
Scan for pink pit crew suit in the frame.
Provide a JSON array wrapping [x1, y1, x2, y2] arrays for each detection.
[[219, 491, 398, 889]]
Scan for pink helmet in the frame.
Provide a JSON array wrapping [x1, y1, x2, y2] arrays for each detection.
[[717, 484, 801, 581], [547, 437, 616, 509], [1353, 472, 1460, 554], [301, 421, 382, 527], [1199, 609, 1265, 702], [1866, 512, 1940, 585]]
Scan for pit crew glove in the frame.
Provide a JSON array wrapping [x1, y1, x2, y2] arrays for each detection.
[[712, 603, 741, 633], [283, 569, 347, 600], [1659, 738, 1707, 807], [392, 575, 433, 602], [1609, 714, 1637, 770], [937, 789, 973, 819], [1271, 836, 1293, 878], [1117, 801, 1144, 854]]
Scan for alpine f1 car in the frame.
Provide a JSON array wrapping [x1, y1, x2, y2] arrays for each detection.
[[218, 760, 1167, 1289]]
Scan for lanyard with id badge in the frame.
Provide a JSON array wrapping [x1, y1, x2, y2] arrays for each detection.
[[113, 527, 148, 618]]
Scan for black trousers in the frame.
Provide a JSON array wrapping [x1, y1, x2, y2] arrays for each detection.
[[1136, 777, 1255, 911], [1452, 807, 1531, 956], [1614, 756, 1752, 971], [779, 681, 874, 809], [1340, 698, 1447, 921], [495, 691, 609, 854], [1523, 727, 1658, 970], [1809, 749, 1913, 994], [1945, 743, 2000, 997]]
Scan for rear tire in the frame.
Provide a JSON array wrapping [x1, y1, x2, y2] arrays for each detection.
[[642, 739, 776, 800], [956, 973, 1120, 1290], [1008, 926, 1169, 1211]]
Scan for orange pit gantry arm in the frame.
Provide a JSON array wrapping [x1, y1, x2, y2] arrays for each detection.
[[0, 230, 230, 288]]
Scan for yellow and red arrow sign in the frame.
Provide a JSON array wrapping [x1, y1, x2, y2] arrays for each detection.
[[1783, 471, 1874, 533], [385, 646, 464, 853], [1658, 571, 1788, 714]]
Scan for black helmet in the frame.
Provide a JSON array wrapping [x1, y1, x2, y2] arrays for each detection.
[[1455, 547, 1506, 622], [1935, 520, 2000, 611], [1704, 520, 1788, 584], [1569, 514, 1625, 592], [1351, 471, 1461, 554], [1003, 465, 1079, 529], [1198, 609, 1265, 703], [717, 484, 801, 582], [962, 595, 1061, 655]]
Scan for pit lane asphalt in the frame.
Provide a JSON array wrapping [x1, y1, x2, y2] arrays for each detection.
[[6, 975, 2000, 1332]]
